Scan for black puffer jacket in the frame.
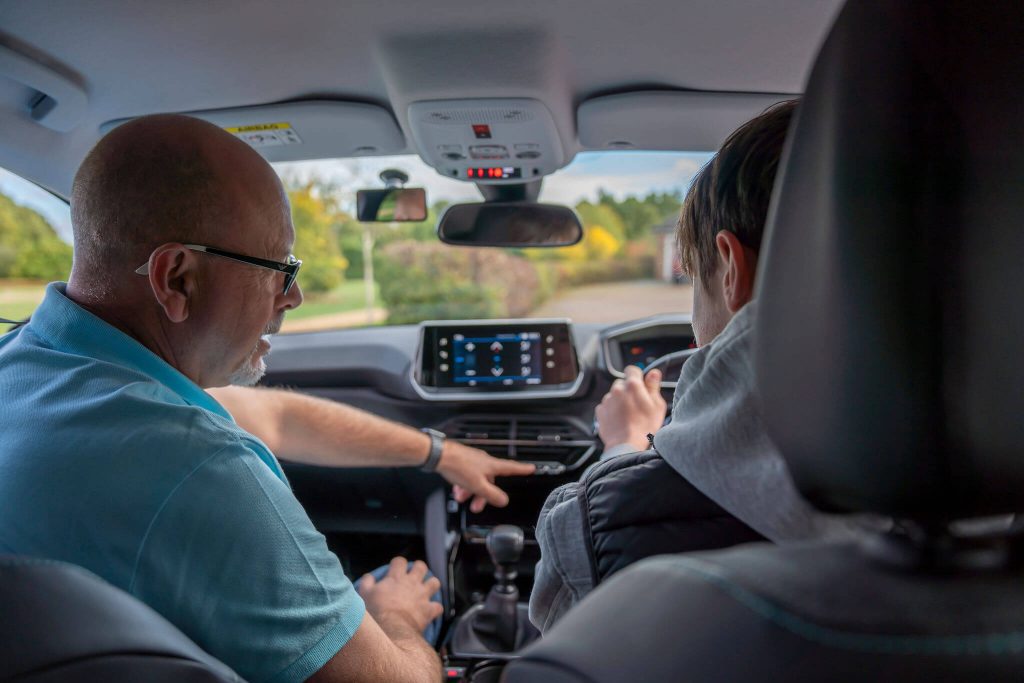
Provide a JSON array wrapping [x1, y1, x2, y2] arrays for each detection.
[[531, 448, 766, 632], [582, 448, 765, 583]]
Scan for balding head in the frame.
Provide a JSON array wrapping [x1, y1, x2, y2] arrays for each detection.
[[64, 113, 300, 388], [69, 114, 283, 288]]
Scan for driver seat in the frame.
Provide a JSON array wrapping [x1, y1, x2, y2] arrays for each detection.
[[504, 1, 1024, 680], [0, 555, 241, 681]]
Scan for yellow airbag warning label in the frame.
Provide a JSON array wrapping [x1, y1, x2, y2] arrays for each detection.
[[225, 122, 302, 148]]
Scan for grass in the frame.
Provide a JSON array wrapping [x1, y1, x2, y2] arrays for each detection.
[[286, 279, 379, 320], [0, 279, 379, 333], [0, 281, 46, 333]]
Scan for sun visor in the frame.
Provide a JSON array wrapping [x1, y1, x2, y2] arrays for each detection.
[[577, 91, 793, 152], [100, 100, 406, 161]]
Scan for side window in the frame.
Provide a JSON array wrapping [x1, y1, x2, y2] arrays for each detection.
[[0, 167, 72, 333]]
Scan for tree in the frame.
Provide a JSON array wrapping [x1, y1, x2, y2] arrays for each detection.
[[0, 192, 72, 280], [616, 196, 663, 240], [287, 184, 348, 293], [557, 224, 621, 262], [574, 201, 626, 242]]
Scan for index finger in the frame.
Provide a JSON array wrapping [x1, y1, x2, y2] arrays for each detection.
[[494, 459, 536, 477]]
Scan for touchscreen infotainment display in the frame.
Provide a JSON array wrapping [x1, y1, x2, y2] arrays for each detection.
[[418, 321, 578, 392]]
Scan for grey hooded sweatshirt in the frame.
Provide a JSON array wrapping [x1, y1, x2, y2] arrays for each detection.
[[529, 301, 862, 633]]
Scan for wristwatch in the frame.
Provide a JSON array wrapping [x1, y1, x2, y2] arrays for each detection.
[[420, 428, 446, 472]]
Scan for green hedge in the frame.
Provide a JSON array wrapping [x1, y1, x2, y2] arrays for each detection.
[[535, 256, 656, 290], [375, 241, 543, 324], [375, 242, 656, 323]]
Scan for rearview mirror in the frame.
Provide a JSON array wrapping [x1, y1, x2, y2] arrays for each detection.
[[356, 188, 428, 222], [437, 202, 583, 248]]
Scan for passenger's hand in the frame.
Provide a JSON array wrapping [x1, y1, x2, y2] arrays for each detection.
[[358, 558, 443, 634], [595, 365, 667, 452], [439, 441, 536, 513]]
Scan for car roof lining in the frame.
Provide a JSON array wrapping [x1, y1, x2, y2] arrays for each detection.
[[0, 0, 844, 197]]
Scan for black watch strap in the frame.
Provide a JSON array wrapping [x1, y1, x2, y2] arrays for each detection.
[[420, 428, 446, 472]]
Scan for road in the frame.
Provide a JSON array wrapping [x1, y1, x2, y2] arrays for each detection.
[[531, 279, 691, 323]]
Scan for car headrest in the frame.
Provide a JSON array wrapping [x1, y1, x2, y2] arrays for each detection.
[[754, 0, 1024, 520]]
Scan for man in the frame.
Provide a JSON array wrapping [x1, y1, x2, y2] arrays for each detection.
[[529, 100, 862, 632], [0, 114, 531, 683]]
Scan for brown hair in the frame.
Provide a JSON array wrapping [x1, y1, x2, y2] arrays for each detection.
[[677, 99, 798, 286]]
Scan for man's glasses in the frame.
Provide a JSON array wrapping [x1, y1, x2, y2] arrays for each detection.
[[135, 244, 302, 295]]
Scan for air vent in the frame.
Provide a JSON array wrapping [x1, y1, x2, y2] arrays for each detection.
[[439, 415, 596, 473], [423, 108, 534, 125]]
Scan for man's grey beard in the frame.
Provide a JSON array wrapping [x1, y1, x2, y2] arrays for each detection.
[[227, 345, 267, 387], [229, 319, 281, 387]]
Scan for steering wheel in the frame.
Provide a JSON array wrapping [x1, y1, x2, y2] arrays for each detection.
[[642, 347, 699, 387]]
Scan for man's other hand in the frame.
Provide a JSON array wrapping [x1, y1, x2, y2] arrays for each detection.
[[357, 558, 443, 635], [440, 442, 536, 513], [595, 365, 668, 452]]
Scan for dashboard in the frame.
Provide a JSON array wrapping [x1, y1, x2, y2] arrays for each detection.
[[261, 314, 694, 634]]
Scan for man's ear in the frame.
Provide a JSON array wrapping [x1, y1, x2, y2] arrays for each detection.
[[713, 231, 758, 313], [146, 244, 197, 323]]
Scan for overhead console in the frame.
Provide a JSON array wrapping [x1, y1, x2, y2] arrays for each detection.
[[407, 98, 568, 183], [412, 319, 581, 400]]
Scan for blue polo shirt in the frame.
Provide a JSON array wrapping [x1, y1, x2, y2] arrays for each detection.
[[0, 283, 365, 683]]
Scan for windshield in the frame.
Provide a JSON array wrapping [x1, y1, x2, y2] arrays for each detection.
[[0, 151, 711, 335], [272, 151, 709, 333], [0, 168, 73, 334]]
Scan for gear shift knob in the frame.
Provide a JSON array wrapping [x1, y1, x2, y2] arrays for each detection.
[[451, 524, 540, 656], [486, 525, 524, 566]]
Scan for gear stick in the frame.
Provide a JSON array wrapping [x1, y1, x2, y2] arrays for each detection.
[[474, 525, 524, 650], [451, 524, 539, 657]]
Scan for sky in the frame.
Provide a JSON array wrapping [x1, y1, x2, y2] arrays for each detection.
[[0, 150, 713, 245]]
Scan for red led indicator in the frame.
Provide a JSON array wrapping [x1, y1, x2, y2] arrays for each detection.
[[471, 124, 492, 139], [466, 167, 521, 179]]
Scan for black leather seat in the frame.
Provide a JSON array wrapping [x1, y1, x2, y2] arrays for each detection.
[[0, 555, 241, 682], [504, 1, 1024, 680]]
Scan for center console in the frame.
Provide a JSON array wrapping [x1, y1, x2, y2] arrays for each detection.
[[412, 319, 583, 400]]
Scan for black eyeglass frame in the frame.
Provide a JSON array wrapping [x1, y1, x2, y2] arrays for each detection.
[[135, 244, 302, 295]]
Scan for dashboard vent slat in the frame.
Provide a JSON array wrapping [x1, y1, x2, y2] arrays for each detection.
[[439, 415, 596, 472]]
